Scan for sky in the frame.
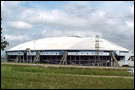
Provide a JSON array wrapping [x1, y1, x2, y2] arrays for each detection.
[[1, 1, 134, 56]]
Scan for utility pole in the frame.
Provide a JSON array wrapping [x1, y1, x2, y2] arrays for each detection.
[[34, 41, 35, 50]]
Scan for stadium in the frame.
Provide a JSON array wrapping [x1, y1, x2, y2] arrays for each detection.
[[5, 35, 134, 67]]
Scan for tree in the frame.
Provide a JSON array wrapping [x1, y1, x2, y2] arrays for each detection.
[[1, 18, 9, 51]]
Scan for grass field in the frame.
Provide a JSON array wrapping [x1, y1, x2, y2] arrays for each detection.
[[1, 64, 134, 89]]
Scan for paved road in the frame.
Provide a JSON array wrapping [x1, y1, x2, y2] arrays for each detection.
[[1, 62, 132, 70]]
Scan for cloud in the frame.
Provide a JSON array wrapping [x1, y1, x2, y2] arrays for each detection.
[[18, 5, 107, 28], [1, 1, 134, 52], [42, 29, 103, 38], [1, 1, 25, 8], [129, 7, 134, 13], [4, 34, 29, 41], [69, 1, 91, 6], [17, 4, 134, 49], [7, 21, 33, 30], [1, 1, 25, 21], [99, 1, 133, 13], [125, 21, 134, 28], [42, 30, 47, 35]]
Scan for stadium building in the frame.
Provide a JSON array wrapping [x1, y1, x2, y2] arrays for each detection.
[[5, 35, 134, 67]]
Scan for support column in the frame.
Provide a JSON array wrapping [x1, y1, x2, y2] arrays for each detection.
[[23, 55, 24, 62], [84, 56, 85, 65], [30, 56, 32, 63], [111, 57, 113, 66], [79, 56, 80, 65], [106, 61, 107, 66], [70, 56, 71, 64], [26, 55, 28, 62], [51, 56, 52, 64], [98, 55, 100, 66], [88, 56, 90, 66], [94, 55, 96, 66], [74, 56, 76, 64]]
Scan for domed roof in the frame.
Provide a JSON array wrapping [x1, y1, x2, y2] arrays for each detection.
[[7, 37, 129, 51]]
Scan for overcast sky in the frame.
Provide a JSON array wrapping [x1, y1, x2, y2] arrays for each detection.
[[1, 1, 134, 56]]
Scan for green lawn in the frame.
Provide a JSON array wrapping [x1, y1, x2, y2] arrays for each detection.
[[1, 64, 134, 89]]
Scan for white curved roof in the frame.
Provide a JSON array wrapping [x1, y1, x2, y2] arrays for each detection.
[[7, 37, 129, 51]]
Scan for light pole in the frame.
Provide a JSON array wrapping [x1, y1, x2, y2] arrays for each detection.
[[34, 41, 35, 50]]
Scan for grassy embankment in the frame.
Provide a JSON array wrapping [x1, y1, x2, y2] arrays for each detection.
[[1, 64, 134, 89]]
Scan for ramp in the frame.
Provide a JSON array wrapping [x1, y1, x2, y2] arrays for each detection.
[[14, 55, 19, 62], [59, 51, 68, 64], [110, 52, 119, 67], [34, 51, 40, 63]]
